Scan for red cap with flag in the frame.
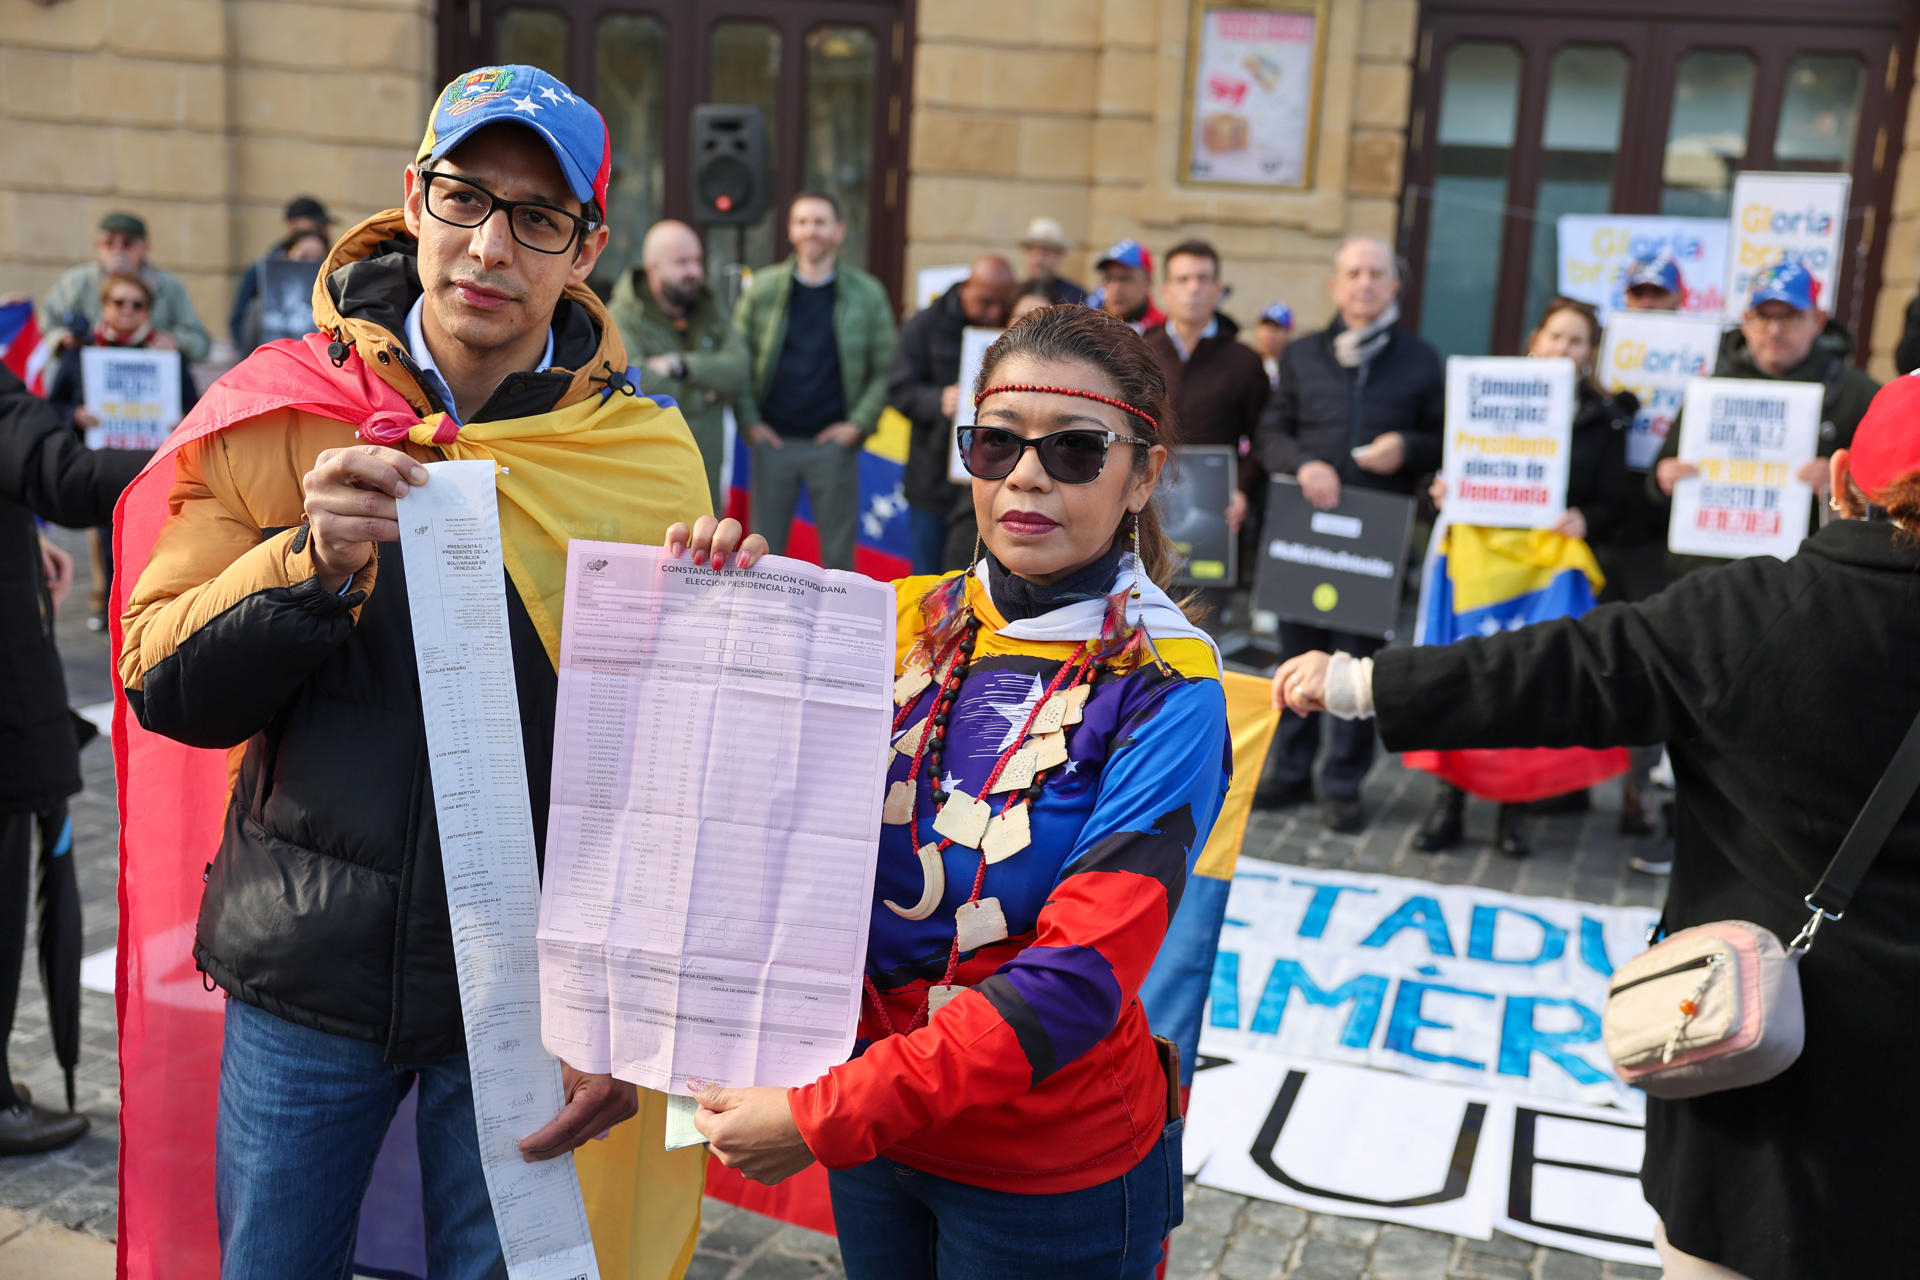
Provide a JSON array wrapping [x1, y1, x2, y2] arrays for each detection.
[[1848, 373, 1920, 497]]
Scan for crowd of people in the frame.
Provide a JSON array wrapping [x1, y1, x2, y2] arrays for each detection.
[[1, 55, 1916, 1280]]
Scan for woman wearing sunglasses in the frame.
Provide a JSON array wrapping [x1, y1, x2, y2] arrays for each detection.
[[46, 272, 199, 629], [673, 305, 1230, 1278]]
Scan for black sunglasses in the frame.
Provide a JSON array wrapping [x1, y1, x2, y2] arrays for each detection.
[[957, 425, 1150, 485], [418, 170, 596, 255]]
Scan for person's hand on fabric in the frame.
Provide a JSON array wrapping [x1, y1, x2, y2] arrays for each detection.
[[940, 384, 960, 420], [691, 1082, 816, 1185], [301, 444, 427, 592], [746, 423, 784, 450], [814, 421, 861, 448], [1551, 507, 1588, 539], [1226, 488, 1249, 534], [148, 330, 179, 351], [1297, 460, 1342, 510], [664, 515, 769, 570], [520, 1065, 639, 1161], [643, 354, 681, 380], [72, 407, 100, 430], [1272, 651, 1332, 714], [39, 537, 74, 612], [1353, 432, 1405, 475], [1428, 475, 1447, 509], [1655, 457, 1698, 496], [1795, 458, 1831, 494]]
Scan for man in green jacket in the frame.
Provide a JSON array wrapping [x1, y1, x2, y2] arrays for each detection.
[[1648, 260, 1879, 579], [40, 211, 212, 362], [732, 192, 896, 570], [610, 219, 751, 510]]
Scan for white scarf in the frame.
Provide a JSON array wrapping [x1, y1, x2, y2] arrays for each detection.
[[1332, 301, 1398, 369], [974, 553, 1223, 672]]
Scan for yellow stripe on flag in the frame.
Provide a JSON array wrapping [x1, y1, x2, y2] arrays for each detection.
[[865, 405, 912, 465], [1444, 525, 1606, 616], [1193, 670, 1280, 882], [576, 1089, 709, 1280]]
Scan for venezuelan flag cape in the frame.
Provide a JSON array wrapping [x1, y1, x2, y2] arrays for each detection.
[[721, 406, 914, 579], [110, 333, 708, 1280], [1402, 522, 1629, 801]]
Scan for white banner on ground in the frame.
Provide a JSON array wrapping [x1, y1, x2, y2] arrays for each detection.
[[1557, 214, 1728, 318], [1598, 312, 1723, 470], [79, 346, 181, 450], [1441, 357, 1574, 529], [1189, 867, 1661, 1266], [1723, 171, 1851, 321], [1667, 377, 1821, 561]]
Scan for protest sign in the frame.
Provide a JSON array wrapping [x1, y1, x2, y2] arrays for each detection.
[[1442, 357, 1574, 529], [1667, 377, 1820, 561], [947, 325, 1002, 484], [256, 258, 321, 346], [1162, 445, 1238, 585], [1556, 214, 1728, 318], [915, 264, 969, 310], [1723, 171, 1850, 321], [1253, 477, 1414, 639], [1185, 865, 1661, 1266], [79, 346, 181, 451], [1597, 312, 1723, 470]]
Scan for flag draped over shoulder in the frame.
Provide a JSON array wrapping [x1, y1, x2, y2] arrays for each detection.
[[110, 333, 711, 1280], [1402, 523, 1629, 802]]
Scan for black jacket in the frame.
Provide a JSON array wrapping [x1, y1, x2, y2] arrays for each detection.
[[1253, 321, 1444, 495], [1563, 384, 1634, 543], [1143, 321, 1269, 497], [889, 281, 971, 512], [1374, 518, 1920, 1280], [0, 366, 146, 812]]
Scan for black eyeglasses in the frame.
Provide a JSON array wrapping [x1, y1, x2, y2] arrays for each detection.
[[957, 425, 1150, 485], [418, 170, 596, 255]]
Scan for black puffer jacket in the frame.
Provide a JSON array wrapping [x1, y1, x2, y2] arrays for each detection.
[[1252, 321, 1444, 496], [0, 366, 146, 813], [1563, 383, 1635, 543], [888, 281, 970, 512]]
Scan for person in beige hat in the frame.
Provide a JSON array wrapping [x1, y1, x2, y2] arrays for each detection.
[[1019, 216, 1086, 306]]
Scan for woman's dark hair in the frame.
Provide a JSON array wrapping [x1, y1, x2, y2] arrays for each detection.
[[1527, 295, 1606, 395], [1012, 279, 1053, 305], [973, 304, 1200, 619]]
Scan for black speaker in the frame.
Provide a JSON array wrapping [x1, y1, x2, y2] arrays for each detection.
[[690, 105, 769, 226]]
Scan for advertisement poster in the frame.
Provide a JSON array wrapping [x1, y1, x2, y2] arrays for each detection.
[[1183, 6, 1321, 188], [1667, 377, 1821, 561], [1441, 357, 1574, 529], [947, 326, 1003, 484], [1254, 477, 1415, 639], [1162, 445, 1238, 585], [1723, 171, 1850, 321], [1597, 312, 1723, 470], [79, 346, 182, 451], [1555, 214, 1728, 318]]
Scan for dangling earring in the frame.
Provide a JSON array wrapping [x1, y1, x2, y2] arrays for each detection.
[[971, 532, 983, 568], [1128, 509, 1141, 559]]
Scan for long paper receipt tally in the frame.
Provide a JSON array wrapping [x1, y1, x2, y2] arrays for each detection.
[[537, 543, 893, 1138]]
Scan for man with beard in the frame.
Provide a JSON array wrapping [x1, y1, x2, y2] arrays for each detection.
[[611, 218, 751, 509]]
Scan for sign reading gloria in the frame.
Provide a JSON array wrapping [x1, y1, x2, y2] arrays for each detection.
[[78, 346, 181, 451], [1723, 171, 1850, 322], [1181, 2, 1325, 189], [1254, 477, 1414, 639], [1162, 444, 1238, 585], [1667, 377, 1821, 561], [1441, 357, 1573, 529], [1556, 214, 1728, 318], [1597, 312, 1722, 471]]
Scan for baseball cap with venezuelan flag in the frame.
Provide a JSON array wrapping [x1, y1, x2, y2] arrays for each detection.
[[417, 65, 612, 214]]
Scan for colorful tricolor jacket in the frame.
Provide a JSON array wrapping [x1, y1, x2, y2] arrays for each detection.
[[787, 563, 1230, 1193]]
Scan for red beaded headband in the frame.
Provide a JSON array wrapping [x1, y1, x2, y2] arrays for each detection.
[[972, 384, 1160, 435]]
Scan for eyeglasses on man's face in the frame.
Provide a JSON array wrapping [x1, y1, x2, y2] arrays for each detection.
[[418, 170, 596, 256]]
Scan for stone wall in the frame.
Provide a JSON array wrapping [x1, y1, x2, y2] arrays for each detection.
[[1867, 55, 1920, 380], [1, 0, 434, 353], [904, 0, 1417, 329]]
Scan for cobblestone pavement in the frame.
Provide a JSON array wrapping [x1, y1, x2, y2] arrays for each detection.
[[5, 537, 1669, 1278]]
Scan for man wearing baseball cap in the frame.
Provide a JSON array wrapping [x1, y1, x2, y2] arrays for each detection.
[[1649, 258, 1879, 579], [39, 210, 211, 360], [1254, 301, 1292, 387], [1018, 216, 1086, 306], [1088, 238, 1166, 333], [115, 65, 712, 1276], [1621, 250, 1683, 311]]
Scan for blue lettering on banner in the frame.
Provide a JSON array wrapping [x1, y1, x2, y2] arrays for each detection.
[[1579, 917, 1617, 977], [1291, 878, 1378, 939], [1498, 997, 1609, 1085], [1360, 895, 1456, 957], [1250, 959, 1387, 1048], [1466, 904, 1566, 966], [1382, 980, 1495, 1070], [1210, 949, 1240, 1029]]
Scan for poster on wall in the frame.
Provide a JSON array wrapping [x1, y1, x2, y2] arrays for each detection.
[[1182, 2, 1325, 189], [1667, 377, 1821, 561], [1597, 312, 1723, 471], [1440, 357, 1574, 529], [1723, 171, 1851, 321], [1555, 214, 1729, 319]]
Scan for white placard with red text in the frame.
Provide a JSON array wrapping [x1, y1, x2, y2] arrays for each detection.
[[1667, 378, 1820, 560], [1441, 357, 1574, 529], [79, 346, 181, 451]]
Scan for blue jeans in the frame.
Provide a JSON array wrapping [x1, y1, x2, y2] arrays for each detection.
[[909, 504, 950, 576], [828, 1119, 1184, 1279], [216, 997, 505, 1280]]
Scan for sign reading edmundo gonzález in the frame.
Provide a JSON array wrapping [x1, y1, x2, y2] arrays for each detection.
[[1441, 357, 1574, 529], [1255, 477, 1415, 639], [1668, 377, 1820, 561]]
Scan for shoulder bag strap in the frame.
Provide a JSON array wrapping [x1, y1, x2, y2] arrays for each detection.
[[1796, 707, 1920, 946]]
